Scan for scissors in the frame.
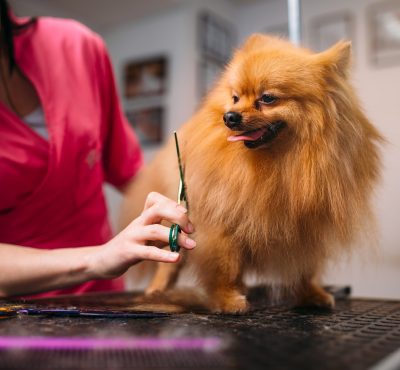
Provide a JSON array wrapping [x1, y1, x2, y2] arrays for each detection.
[[0, 306, 169, 319], [169, 131, 188, 253]]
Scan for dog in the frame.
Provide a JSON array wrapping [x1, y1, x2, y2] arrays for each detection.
[[120, 34, 383, 313]]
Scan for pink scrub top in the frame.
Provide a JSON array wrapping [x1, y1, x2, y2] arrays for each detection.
[[0, 17, 143, 297]]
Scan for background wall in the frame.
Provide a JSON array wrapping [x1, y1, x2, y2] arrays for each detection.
[[10, 0, 400, 298]]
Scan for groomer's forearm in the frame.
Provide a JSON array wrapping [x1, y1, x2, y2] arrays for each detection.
[[0, 243, 98, 297]]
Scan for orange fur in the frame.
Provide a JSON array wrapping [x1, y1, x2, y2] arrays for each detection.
[[121, 34, 383, 313]]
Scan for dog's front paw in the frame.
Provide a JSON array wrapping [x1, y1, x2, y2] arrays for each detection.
[[211, 293, 250, 314]]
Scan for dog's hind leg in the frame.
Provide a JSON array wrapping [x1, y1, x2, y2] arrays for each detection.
[[145, 257, 185, 294], [295, 274, 335, 309]]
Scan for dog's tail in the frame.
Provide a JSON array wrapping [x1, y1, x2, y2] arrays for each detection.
[[119, 137, 180, 289], [119, 136, 179, 230]]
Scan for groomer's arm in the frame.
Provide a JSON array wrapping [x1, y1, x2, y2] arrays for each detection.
[[0, 192, 195, 297]]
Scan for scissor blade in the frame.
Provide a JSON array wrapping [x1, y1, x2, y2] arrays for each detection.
[[174, 131, 187, 204]]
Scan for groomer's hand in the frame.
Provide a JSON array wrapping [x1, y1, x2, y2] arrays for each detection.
[[87, 192, 196, 280]]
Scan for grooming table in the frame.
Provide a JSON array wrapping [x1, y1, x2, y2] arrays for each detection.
[[0, 287, 399, 370]]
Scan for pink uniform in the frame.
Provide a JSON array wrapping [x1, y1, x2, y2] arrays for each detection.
[[0, 17, 143, 297]]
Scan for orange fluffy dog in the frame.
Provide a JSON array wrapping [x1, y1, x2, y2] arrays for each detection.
[[121, 34, 383, 313]]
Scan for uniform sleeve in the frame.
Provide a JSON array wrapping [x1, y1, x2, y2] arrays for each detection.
[[95, 37, 144, 189]]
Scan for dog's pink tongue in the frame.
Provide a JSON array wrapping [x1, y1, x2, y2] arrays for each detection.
[[227, 128, 266, 142]]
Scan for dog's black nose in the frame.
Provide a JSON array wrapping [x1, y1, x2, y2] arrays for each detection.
[[223, 111, 242, 129]]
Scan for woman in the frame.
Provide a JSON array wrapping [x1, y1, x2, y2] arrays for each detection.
[[0, 1, 195, 297]]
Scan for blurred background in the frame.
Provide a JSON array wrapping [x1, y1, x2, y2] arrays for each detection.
[[10, 0, 400, 299]]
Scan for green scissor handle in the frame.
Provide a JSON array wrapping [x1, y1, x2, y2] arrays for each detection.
[[169, 132, 187, 253], [169, 224, 181, 253]]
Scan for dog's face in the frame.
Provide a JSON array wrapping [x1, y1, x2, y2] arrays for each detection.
[[220, 34, 351, 150]]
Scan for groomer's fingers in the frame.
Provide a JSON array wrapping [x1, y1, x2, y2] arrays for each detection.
[[134, 245, 180, 263], [143, 192, 187, 213], [134, 224, 196, 249], [139, 205, 193, 234], [137, 203, 193, 234]]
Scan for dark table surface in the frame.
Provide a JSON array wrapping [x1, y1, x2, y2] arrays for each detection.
[[0, 286, 399, 370]]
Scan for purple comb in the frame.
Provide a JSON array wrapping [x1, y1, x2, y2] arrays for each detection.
[[0, 336, 222, 351]]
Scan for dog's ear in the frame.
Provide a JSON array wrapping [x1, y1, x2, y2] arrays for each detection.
[[313, 41, 352, 78], [241, 33, 270, 52]]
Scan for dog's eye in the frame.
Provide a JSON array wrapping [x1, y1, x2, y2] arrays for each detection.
[[232, 95, 239, 104], [260, 94, 277, 104]]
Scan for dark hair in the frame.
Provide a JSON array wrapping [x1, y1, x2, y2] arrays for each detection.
[[0, 0, 36, 74]]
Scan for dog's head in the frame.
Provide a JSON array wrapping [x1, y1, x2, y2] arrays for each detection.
[[193, 34, 382, 248], [217, 34, 353, 150]]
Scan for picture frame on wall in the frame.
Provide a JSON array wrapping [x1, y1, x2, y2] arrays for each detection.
[[125, 107, 164, 147], [197, 11, 236, 97], [367, 0, 400, 67], [198, 59, 225, 100], [124, 56, 167, 98], [310, 12, 354, 52], [198, 11, 235, 65]]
